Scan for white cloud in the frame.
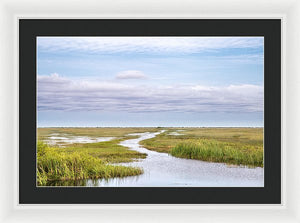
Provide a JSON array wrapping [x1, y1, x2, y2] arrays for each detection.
[[37, 74, 263, 113], [116, 70, 147, 79], [37, 37, 263, 54]]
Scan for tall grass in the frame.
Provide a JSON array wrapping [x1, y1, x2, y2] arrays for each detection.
[[170, 139, 263, 167], [37, 142, 143, 186]]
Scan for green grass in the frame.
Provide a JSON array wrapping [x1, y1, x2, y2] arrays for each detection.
[[140, 128, 263, 167], [170, 139, 263, 167], [37, 141, 143, 186], [37, 128, 157, 186], [36, 128, 158, 186], [59, 137, 147, 163]]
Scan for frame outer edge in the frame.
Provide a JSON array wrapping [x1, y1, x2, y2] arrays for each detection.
[[0, 0, 298, 222], [286, 0, 300, 220]]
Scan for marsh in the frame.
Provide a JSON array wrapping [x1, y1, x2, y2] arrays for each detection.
[[37, 127, 263, 187]]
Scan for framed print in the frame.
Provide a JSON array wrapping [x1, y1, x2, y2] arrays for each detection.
[[19, 19, 281, 204]]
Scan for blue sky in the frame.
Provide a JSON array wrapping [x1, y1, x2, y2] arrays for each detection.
[[37, 37, 264, 127]]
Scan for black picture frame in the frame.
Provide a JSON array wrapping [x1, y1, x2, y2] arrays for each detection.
[[19, 19, 281, 204]]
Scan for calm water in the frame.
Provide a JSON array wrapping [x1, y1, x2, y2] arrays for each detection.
[[75, 131, 264, 187]]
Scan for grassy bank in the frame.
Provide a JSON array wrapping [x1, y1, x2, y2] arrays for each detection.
[[59, 137, 147, 163], [171, 139, 263, 167], [140, 128, 263, 167], [37, 141, 143, 186], [37, 128, 157, 186]]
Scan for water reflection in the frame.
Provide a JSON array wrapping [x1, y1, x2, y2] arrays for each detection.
[[46, 176, 142, 187], [46, 179, 88, 187]]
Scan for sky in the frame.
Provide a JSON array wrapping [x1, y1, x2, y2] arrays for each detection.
[[37, 37, 264, 127]]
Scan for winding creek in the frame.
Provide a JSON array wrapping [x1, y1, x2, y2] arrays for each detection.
[[83, 131, 264, 187]]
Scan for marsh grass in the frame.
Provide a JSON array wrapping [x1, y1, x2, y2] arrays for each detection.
[[37, 142, 143, 186], [171, 139, 263, 167], [140, 128, 263, 167], [36, 128, 154, 186], [59, 137, 147, 163]]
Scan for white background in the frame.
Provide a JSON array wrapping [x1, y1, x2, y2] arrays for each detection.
[[0, 0, 299, 222]]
